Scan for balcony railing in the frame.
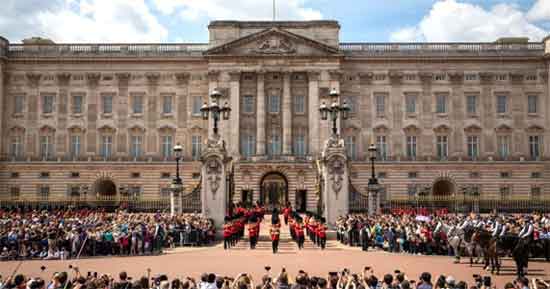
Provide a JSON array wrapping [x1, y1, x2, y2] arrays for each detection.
[[7, 43, 209, 58], [339, 42, 544, 57]]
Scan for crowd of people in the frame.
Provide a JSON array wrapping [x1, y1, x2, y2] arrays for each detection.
[[0, 209, 216, 261], [0, 266, 534, 289], [335, 211, 550, 257]]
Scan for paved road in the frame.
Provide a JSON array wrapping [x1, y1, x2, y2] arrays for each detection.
[[1, 217, 548, 287]]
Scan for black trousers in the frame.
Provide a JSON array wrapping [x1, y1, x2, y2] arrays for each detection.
[[224, 237, 231, 249], [320, 237, 326, 250], [297, 236, 304, 249], [272, 239, 279, 253]]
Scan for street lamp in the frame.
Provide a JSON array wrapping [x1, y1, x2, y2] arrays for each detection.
[[367, 143, 380, 215], [319, 89, 350, 136], [201, 88, 231, 136], [170, 143, 184, 216]]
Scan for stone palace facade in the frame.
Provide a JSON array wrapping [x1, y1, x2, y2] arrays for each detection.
[[0, 20, 550, 212]]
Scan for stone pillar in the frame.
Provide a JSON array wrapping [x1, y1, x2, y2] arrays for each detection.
[[449, 72, 465, 159], [175, 73, 190, 144], [320, 135, 349, 228], [56, 73, 71, 157], [229, 71, 241, 156], [86, 73, 101, 155], [0, 37, 6, 156], [145, 72, 160, 156], [419, 72, 434, 159], [282, 72, 292, 155], [389, 71, 403, 160], [308, 71, 320, 156], [116, 73, 130, 155], [201, 138, 230, 230], [256, 71, 266, 155]]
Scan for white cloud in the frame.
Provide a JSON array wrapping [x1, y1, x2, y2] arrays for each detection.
[[153, 0, 322, 21], [391, 0, 549, 42], [1, 0, 167, 43], [527, 0, 550, 21]]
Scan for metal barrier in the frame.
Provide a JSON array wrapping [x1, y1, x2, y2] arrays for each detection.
[[0, 194, 201, 213]]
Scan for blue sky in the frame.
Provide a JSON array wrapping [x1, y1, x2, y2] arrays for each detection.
[[1, 0, 549, 43]]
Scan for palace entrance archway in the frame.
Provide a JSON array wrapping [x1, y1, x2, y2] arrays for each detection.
[[432, 178, 455, 196], [94, 178, 117, 197], [260, 172, 288, 210]]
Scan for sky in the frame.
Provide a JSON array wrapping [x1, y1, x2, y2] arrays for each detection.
[[1, 0, 550, 43]]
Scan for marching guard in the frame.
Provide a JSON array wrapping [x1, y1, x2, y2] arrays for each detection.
[[270, 221, 281, 253]]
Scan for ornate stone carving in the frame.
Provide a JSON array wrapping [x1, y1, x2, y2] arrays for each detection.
[[509, 72, 524, 84], [253, 36, 296, 54], [145, 72, 160, 85], [208, 70, 220, 82], [418, 72, 433, 83], [86, 73, 101, 87], [479, 72, 494, 84], [448, 71, 464, 84], [359, 72, 374, 84], [228, 71, 241, 82], [388, 71, 403, 84], [26, 72, 41, 87], [116, 72, 131, 82], [56, 73, 71, 86], [328, 157, 345, 198], [307, 71, 320, 81], [538, 71, 548, 81], [206, 158, 222, 198], [175, 72, 190, 85], [329, 70, 343, 82]]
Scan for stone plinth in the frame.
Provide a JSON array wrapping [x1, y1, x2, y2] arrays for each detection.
[[201, 135, 231, 229], [320, 135, 349, 228]]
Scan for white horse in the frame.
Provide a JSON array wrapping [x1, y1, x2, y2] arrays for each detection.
[[434, 222, 483, 264]]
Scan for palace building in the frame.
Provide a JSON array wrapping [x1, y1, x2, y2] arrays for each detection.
[[0, 20, 549, 212]]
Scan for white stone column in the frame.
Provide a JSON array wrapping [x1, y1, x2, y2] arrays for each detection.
[[282, 72, 292, 155], [0, 59, 4, 156], [308, 71, 320, 156], [256, 71, 266, 155], [229, 71, 241, 157]]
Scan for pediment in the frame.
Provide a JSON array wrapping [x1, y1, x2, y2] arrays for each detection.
[[204, 27, 341, 57]]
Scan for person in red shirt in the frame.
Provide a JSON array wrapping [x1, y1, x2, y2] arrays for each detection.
[[282, 202, 292, 225], [295, 220, 305, 250], [223, 217, 232, 250], [270, 221, 280, 254]]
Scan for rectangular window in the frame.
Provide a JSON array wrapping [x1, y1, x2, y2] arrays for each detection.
[[128, 186, 142, 198], [466, 95, 477, 114], [70, 135, 81, 157], [436, 95, 447, 113], [241, 134, 256, 157], [345, 136, 357, 160], [531, 187, 542, 200], [132, 95, 143, 114], [294, 95, 305, 114], [160, 187, 172, 198], [408, 172, 418, 179], [268, 95, 280, 113], [405, 95, 416, 114], [243, 95, 254, 113], [436, 135, 448, 160], [500, 186, 511, 200], [528, 95, 538, 114], [496, 95, 507, 114], [40, 135, 54, 159], [268, 132, 281, 156], [130, 135, 143, 158], [192, 135, 202, 160], [100, 135, 113, 158], [531, 172, 542, 178], [294, 134, 306, 157], [192, 96, 203, 116], [467, 135, 479, 159], [10, 187, 20, 200], [102, 95, 113, 114], [161, 135, 173, 158], [162, 95, 173, 114], [72, 95, 83, 114], [407, 184, 417, 198], [500, 171, 511, 178], [529, 135, 542, 159], [69, 186, 80, 197], [497, 135, 510, 159], [375, 95, 385, 116], [43, 95, 54, 113], [10, 136, 23, 158], [406, 135, 417, 159], [39, 186, 50, 200], [346, 96, 357, 114], [376, 135, 388, 161], [14, 95, 24, 114]]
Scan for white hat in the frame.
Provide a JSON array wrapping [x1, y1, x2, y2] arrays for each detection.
[[446, 276, 456, 285]]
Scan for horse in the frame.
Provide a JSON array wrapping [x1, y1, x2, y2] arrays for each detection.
[[471, 228, 500, 275], [434, 222, 482, 265]]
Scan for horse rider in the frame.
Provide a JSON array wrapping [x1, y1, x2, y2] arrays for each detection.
[[518, 216, 534, 242]]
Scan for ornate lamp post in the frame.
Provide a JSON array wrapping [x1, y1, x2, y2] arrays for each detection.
[[170, 143, 184, 216], [319, 89, 350, 136], [367, 143, 380, 215], [201, 88, 231, 136]]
